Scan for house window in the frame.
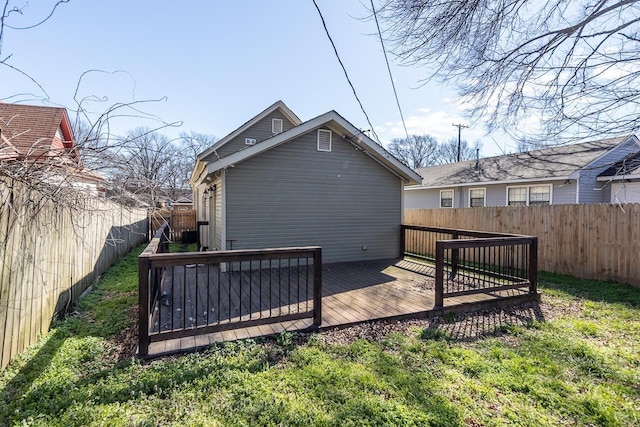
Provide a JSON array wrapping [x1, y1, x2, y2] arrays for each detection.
[[529, 185, 551, 205], [440, 189, 454, 208], [469, 188, 486, 207], [317, 129, 332, 152], [507, 187, 527, 206], [272, 118, 283, 134], [507, 185, 551, 206]]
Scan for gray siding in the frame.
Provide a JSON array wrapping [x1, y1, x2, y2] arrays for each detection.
[[404, 180, 577, 208], [224, 128, 402, 263], [577, 138, 640, 203], [216, 110, 296, 158]]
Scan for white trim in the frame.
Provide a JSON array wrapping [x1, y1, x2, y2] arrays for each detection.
[[317, 129, 332, 152], [221, 170, 227, 251], [506, 184, 552, 206], [272, 118, 283, 134], [468, 187, 486, 207], [400, 181, 405, 223], [597, 173, 640, 181], [440, 189, 454, 208]]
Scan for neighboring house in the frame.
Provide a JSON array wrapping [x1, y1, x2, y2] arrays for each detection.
[[171, 195, 193, 211], [190, 101, 421, 263], [597, 151, 640, 203], [405, 135, 640, 208], [0, 103, 104, 195]]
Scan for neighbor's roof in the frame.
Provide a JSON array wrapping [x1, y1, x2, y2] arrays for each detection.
[[0, 103, 71, 157], [410, 136, 637, 189], [195, 109, 421, 186], [597, 150, 640, 179]]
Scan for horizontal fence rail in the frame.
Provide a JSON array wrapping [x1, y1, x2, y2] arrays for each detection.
[[401, 225, 537, 307], [138, 228, 321, 357]]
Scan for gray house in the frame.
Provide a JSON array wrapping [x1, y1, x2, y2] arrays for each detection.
[[190, 101, 421, 263], [405, 135, 640, 208]]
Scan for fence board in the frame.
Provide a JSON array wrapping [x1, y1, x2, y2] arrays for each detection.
[[405, 204, 640, 286], [0, 178, 149, 369]]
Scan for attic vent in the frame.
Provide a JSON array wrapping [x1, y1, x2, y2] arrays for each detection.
[[317, 129, 332, 152], [245, 138, 257, 145], [272, 118, 283, 134]]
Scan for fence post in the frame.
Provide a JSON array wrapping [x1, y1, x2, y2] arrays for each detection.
[[313, 247, 323, 328], [435, 241, 444, 308], [529, 237, 538, 294], [399, 224, 406, 258], [138, 255, 151, 358]]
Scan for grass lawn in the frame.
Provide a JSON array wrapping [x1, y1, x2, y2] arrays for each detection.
[[1, 245, 639, 426]]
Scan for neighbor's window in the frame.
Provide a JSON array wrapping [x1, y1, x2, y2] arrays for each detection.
[[317, 129, 332, 152], [469, 188, 486, 207], [507, 187, 527, 206], [272, 118, 283, 134], [529, 185, 551, 205], [440, 189, 454, 208]]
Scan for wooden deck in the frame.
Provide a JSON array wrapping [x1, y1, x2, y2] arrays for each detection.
[[144, 258, 538, 358]]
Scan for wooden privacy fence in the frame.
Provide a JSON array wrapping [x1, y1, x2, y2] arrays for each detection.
[[150, 209, 196, 242], [0, 178, 148, 369], [138, 223, 322, 358], [401, 225, 537, 307], [405, 204, 640, 286]]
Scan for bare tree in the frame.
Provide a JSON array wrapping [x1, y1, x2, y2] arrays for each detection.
[[387, 134, 439, 168], [435, 138, 480, 165], [377, 0, 640, 144]]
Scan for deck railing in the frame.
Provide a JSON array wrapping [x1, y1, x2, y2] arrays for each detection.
[[401, 225, 537, 307], [138, 228, 322, 357]]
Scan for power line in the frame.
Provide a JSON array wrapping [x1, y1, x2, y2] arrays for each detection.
[[311, 0, 381, 145], [370, 0, 409, 141]]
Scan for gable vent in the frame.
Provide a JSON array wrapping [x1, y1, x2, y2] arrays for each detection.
[[245, 138, 257, 145], [272, 118, 283, 134], [317, 129, 332, 152]]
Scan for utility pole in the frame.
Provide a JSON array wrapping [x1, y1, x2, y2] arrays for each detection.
[[452, 123, 469, 162]]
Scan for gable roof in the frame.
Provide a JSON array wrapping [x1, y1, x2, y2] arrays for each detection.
[[410, 136, 637, 189], [198, 100, 302, 161], [0, 103, 104, 183], [597, 150, 640, 180], [193, 109, 421, 186], [0, 103, 75, 160]]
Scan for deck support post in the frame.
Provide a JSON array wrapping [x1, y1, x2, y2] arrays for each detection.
[[435, 241, 444, 308], [399, 224, 406, 258], [313, 247, 323, 328], [138, 255, 151, 358], [529, 237, 538, 294]]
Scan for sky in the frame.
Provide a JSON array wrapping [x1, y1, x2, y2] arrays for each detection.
[[0, 0, 515, 156]]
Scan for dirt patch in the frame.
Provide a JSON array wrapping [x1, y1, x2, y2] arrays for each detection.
[[105, 305, 139, 363]]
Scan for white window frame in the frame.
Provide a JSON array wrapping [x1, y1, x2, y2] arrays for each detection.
[[468, 187, 486, 207], [317, 129, 332, 152], [440, 189, 454, 208], [506, 184, 552, 206], [272, 118, 283, 134]]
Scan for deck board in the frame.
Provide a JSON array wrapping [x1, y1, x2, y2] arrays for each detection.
[[144, 258, 536, 358]]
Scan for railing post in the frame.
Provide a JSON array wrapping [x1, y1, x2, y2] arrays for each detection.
[[138, 255, 151, 358], [450, 231, 459, 279], [529, 237, 538, 293], [313, 247, 323, 328], [400, 224, 406, 258], [435, 241, 444, 308]]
